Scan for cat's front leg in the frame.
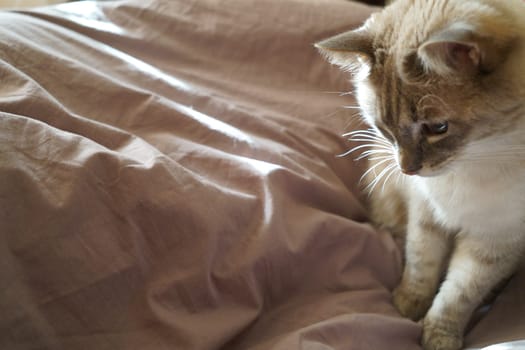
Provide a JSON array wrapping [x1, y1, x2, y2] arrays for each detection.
[[422, 234, 523, 350], [393, 198, 452, 321]]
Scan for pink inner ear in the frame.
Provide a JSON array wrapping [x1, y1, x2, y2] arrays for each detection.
[[447, 42, 480, 69]]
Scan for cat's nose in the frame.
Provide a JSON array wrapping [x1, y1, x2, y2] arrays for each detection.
[[398, 147, 422, 176], [401, 165, 421, 176]]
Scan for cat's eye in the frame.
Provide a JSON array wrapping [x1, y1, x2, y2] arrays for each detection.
[[423, 121, 448, 136]]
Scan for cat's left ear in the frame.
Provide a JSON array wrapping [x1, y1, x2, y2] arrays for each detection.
[[315, 28, 374, 71], [418, 22, 516, 77]]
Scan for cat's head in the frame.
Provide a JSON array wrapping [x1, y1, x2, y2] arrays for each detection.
[[316, 0, 524, 177]]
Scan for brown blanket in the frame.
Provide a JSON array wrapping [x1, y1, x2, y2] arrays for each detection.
[[0, 1, 523, 349]]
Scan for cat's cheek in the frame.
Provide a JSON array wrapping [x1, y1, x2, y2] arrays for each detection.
[[355, 80, 377, 126], [416, 166, 449, 178]]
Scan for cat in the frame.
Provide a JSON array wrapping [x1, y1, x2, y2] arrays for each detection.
[[316, 1, 525, 349]]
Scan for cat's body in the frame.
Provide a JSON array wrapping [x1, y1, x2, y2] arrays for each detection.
[[316, 1, 525, 349]]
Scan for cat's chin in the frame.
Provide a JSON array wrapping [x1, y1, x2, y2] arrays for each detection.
[[412, 166, 450, 178]]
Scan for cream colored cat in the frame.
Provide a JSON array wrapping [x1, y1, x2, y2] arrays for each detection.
[[316, 1, 525, 349]]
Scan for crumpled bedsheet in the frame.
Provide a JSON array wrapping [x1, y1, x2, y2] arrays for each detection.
[[0, 1, 523, 349]]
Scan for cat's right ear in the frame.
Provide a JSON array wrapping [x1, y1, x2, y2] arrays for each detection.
[[418, 22, 516, 77], [315, 28, 374, 71]]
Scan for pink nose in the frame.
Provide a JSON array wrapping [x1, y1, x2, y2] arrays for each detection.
[[401, 166, 421, 176]]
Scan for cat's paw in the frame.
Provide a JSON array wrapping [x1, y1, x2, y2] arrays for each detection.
[[422, 318, 463, 350], [393, 284, 433, 321]]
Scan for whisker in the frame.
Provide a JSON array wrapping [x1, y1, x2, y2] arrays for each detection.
[[320, 109, 342, 120], [337, 143, 381, 158], [365, 172, 384, 195], [355, 149, 394, 159], [343, 132, 390, 144], [341, 112, 366, 134], [343, 129, 379, 137], [356, 149, 391, 156], [367, 163, 397, 195], [355, 150, 393, 161], [381, 164, 399, 193], [352, 134, 381, 140], [346, 132, 391, 146], [347, 138, 393, 148], [395, 171, 403, 186], [346, 132, 384, 138], [367, 154, 396, 161], [346, 128, 376, 134], [349, 143, 392, 152], [359, 157, 394, 184], [321, 91, 354, 95], [347, 133, 391, 144]]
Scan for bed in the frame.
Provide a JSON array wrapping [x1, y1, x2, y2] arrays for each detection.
[[1, 1, 524, 349]]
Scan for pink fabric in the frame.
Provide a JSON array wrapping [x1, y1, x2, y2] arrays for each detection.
[[0, 1, 522, 349]]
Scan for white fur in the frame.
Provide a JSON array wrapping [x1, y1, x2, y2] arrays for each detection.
[[414, 164, 525, 237]]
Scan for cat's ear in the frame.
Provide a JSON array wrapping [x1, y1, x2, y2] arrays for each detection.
[[315, 28, 374, 71], [418, 22, 515, 77]]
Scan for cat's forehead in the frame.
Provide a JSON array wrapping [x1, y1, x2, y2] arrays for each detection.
[[364, 57, 450, 125]]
